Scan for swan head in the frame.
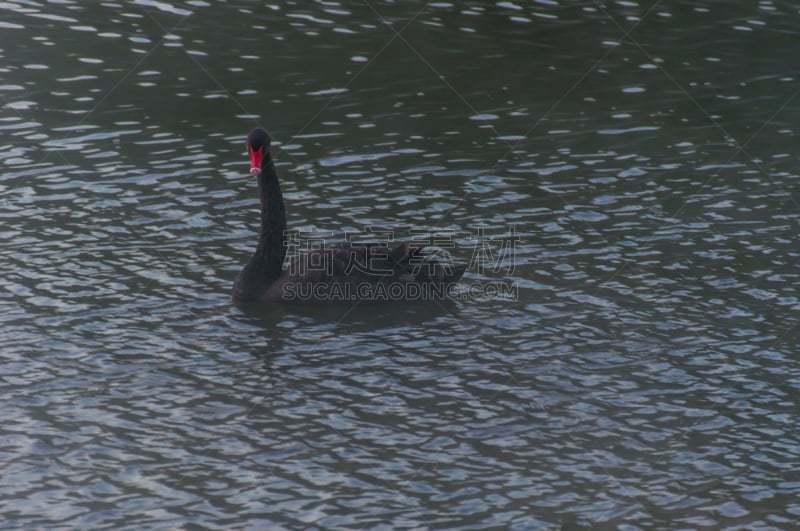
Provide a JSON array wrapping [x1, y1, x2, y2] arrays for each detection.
[[246, 128, 271, 176]]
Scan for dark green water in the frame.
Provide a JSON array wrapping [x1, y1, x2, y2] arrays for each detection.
[[2, 1, 800, 528]]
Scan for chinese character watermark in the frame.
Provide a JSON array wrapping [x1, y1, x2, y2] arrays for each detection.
[[279, 225, 520, 301]]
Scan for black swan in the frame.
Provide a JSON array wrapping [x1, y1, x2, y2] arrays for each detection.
[[232, 128, 466, 302]]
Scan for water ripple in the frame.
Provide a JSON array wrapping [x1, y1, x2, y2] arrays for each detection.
[[2, 0, 800, 528]]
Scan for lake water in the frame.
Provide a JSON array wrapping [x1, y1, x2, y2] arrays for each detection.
[[2, 1, 800, 528]]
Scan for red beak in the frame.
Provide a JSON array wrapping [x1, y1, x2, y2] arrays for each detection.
[[249, 146, 263, 176]]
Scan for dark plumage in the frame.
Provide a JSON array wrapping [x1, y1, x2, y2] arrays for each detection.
[[232, 128, 466, 302]]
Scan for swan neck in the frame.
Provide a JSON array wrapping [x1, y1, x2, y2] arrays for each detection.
[[255, 152, 287, 280]]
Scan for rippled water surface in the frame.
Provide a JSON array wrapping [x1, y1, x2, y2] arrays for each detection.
[[3, 1, 800, 528]]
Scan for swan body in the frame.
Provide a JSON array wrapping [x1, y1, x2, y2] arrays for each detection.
[[233, 128, 466, 303]]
